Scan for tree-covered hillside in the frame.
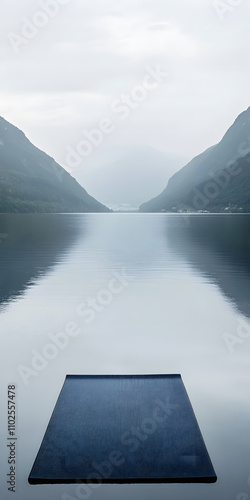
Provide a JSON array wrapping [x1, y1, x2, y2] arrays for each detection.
[[0, 116, 110, 213]]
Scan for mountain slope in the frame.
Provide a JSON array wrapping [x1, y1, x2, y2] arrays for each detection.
[[0, 116, 110, 213], [140, 106, 250, 212]]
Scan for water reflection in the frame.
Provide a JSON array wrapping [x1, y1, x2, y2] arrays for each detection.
[[166, 214, 250, 319], [1, 213, 250, 500], [0, 214, 82, 308]]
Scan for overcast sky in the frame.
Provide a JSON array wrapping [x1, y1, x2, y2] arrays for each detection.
[[0, 0, 250, 175]]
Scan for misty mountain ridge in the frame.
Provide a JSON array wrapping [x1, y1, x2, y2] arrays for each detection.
[[140, 106, 250, 213], [73, 146, 186, 210], [0, 116, 109, 213], [1, 107, 250, 214]]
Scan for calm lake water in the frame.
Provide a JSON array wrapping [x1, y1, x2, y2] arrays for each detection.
[[1, 213, 250, 500]]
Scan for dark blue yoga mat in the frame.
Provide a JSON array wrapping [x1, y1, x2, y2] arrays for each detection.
[[29, 374, 217, 484]]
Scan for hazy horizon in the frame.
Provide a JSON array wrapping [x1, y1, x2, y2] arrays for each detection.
[[1, 0, 250, 204]]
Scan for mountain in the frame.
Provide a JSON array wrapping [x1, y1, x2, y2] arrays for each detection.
[[0, 117, 110, 213], [140, 107, 250, 213], [73, 146, 186, 211]]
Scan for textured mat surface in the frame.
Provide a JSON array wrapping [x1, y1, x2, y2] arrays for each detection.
[[29, 374, 217, 484]]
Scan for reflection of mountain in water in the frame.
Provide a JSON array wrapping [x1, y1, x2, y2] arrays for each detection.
[[0, 214, 82, 308], [166, 215, 250, 319]]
